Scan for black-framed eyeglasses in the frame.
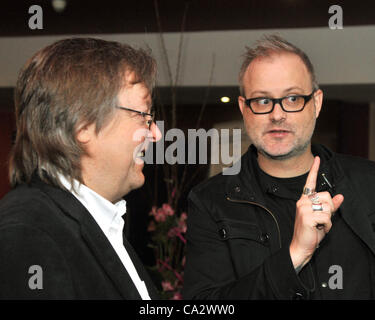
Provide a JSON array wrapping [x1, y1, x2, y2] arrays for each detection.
[[244, 90, 316, 114], [116, 106, 155, 129]]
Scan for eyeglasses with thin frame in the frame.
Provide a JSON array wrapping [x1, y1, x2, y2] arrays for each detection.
[[243, 90, 316, 115], [116, 106, 155, 129]]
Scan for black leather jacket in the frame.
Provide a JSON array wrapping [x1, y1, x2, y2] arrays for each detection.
[[183, 144, 375, 299]]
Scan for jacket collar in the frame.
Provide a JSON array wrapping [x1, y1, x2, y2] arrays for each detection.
[[58, 174, 128, 241], [226, 144, 340, 200], [225, 146, 264, 203], [31, 175, 159, 299]]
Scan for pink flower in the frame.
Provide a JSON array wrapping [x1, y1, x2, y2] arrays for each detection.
[[178, 219, 187, 234], [162, 281, 175, 291], [177, 212, 187, 233], [157, 211, 168, 222], [167, 226, 187, 243], [168, 226, 184, 238], [162, 203, 175, 216], [149, 204, 175, 222], [171, 292, 183, 300]]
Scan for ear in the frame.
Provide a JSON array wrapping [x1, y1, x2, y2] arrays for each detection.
[[76, 122, 96, 144], [313, 89, 323, 119], [238, 96, 245, 115]]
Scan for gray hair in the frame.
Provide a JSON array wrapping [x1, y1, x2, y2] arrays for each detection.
[[239, 34, 319, 96], [9, 37, 156, 190]]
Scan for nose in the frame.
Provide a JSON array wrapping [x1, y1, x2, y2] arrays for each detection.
[[270, 102, 286, 122], [149, 121, 162, 142]]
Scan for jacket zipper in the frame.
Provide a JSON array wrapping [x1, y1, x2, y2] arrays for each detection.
[[226, 197, 282, 249]]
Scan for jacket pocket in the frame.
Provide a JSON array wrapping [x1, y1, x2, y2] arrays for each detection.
[[217, 219, 268, 245], [216, 219, 271, 278]]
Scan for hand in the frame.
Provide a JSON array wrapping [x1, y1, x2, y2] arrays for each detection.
[[289, 156, 344, 271]]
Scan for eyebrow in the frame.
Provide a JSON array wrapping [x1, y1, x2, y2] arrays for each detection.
[[249, 86, 305, 97], [283, 86, 305, 94]]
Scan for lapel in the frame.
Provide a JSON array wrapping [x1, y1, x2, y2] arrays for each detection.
[[335, 175, 375, 256], [122, 236, 160, 299], [311, 145, 375, 256], [33, 177, 149, 300], [225, 146, 266, 204], [79, 221, 141, 299]]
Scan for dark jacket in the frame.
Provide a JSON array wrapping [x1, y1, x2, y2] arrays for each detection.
[[183, 144, 375, 300], [0, 176, 159, 299]]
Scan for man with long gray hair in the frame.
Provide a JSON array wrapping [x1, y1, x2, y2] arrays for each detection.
[[0, 38, 161, 299], [183, 35, 375, 299]]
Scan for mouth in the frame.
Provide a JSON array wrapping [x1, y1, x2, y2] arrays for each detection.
[[133, 133, 152, 164], [266, 129, 291, 138], [133, 147, 146, 165], [136, 139, 151, 158], [136, 150, 145, 158]]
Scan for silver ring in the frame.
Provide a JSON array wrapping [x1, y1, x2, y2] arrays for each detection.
[[308, 192, 323, 211], [308, 192, 320, 204], [312, 203, 323, 211], [303, 187, 315, 196]]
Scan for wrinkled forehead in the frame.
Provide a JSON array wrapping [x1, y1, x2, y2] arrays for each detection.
[[246, 52, 311, 78], [243, 52, 313, 94], [118, 79, 152, 108]]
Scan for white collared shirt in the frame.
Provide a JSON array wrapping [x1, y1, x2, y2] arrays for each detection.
[[58, 175, 151, 300]]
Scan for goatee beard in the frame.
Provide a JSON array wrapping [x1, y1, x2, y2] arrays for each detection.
[[258, 141, 310, 161]]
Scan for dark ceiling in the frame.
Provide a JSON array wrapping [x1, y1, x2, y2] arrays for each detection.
[[2, 0, 375, 36], [1, 0, 375, 112]]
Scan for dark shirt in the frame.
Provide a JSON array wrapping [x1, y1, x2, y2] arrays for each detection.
[[251, 151, 373, 299]]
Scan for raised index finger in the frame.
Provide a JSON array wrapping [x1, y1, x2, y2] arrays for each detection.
[[303, 156, 320, 194]]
